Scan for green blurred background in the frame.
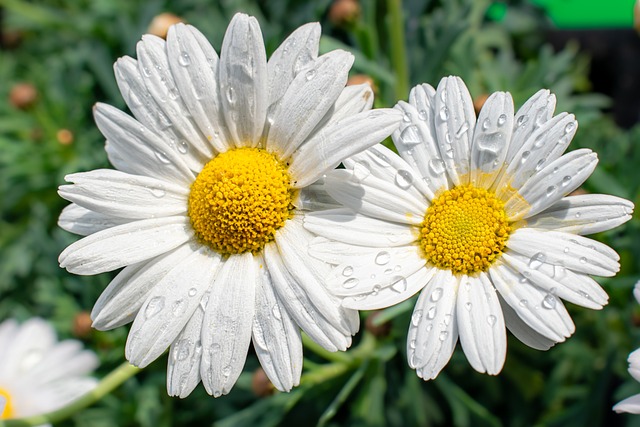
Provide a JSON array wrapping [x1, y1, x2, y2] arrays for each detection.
[[1, 0, 640, 426]]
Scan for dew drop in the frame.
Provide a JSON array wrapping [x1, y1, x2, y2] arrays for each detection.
[[342, 266, 354, 277], [431, 287, 443, 302], [427, 306, 437, 320], [176, 340, 190, 361], [371, 285, 381, 296], [464, 302, 472, 311], [375, 251, 391, 265], [222, 365, 232, 378], [535, 158, 546, 172], [497, 114, 507, 127], [305, 69, 317, 80], [443, 314, 452, 326], [272, 305, 282, 320], [564, 122, 575, 134], [418, 109, 428, 120], [546, 185, 556, 197], [226, 87, 236, 103], [439, 107, 449, 121], [575, 212, 581, 218], [177, 140, 189, 154], [445, 147, 454, 158], [542, 293, 557, 309], [343, 278, 359, 289], [391, 276, 408, 293], [149, 185, 166, 198], [579, 256, 587, 264], [411, 310, 423, 326], [482, 118, 490, 130], [455, 122, 469, 139], [487, 315, 497, 326], [395, 169, 414, 189], [400, 125, 421, 146], [172, 299, 186, 316], [519, 299, 528, 307], [520, 151, 531, 164], [564, 247, 570, 253], [533, 134, 546, 149], [439, 331, 449, 341], [145, 296, 165, 319], [155, 150, 171, 164], [179, 51, 191, 66], [516, 115, 529, 127], [188, 287, 197, 297], [428, 159, 446, 175], [127, 89, 142, 107], [402, 112, 412, 122], [352, 161, 371, 182], [409, 339, 416, 349], [561, 176, 572, 187], [528, 252, 546, 269]]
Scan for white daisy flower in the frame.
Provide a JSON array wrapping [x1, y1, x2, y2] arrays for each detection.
[[0, 318, 98, 421], [613, 281, 640, 414], [57, 13, 402, 397], [305, 76, 633, 380]]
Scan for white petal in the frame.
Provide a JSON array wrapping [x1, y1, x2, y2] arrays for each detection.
[[58, 203, 130, 236], [59, 169, 187, 220], [94, 103, 195, 184], [266, 50, 353, 158], [408, 269, 459, 380], [24, 342, 98, 385], [267, 23, 320, 105], [635, 281, 640, 305], [504, 89, 556, 164], [219, 13, 268, 147], [629, 348, 640, 382], [289, 108, 403, 188], [59, 216, 193, 275], [126, 245, 223, 368], [456, 274, 506, 375], [0, 319, 56, 381], [113, 56, 209, 171], [308, 237, 381, 265], [304, 208, 418, 247], [502, 252, 608, 309], [292, 178, 340, 211], [343, 266, 435, 310], [167, 305, 205, 398], [514, 194, 634, 235], [498, 293, 556, 351], [344, 143, 433, 201], [614, 394, 640, 414], [393, 98, 449, 198], [506, 228, 620, 277], [200, 252, 256, 397], [135, 35, 215, 168], [494, 113, 577, 198], [91, 243, 198, 330], [323, 169, 426, 226], [490, 262, 574, 342], [166, 24, 229, 153], [469, 92, 513, 189], [252, 255, 303, 392], [434, 76, 476, 186]]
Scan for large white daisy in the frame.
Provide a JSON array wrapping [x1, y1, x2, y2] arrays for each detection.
[[613, 281, 640, 414], [0, 318, 98, 421], [305, 76, 633, 379], [57, 13, 401, 397]]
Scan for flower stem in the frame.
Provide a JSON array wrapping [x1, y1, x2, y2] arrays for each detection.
[[387, 0, 409, 100], [1, 362, 140, 427]]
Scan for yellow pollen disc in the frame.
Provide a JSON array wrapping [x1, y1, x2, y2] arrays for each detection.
[[0, 387, 14, 419], [188, 147, 294, 255], [420, 184, 511, 275]]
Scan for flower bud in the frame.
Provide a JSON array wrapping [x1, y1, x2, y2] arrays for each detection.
[[9, 83, 38, 110], [147, 13, 184, 39], [72, 311, 93, 338], [251, 367, 275, 397], [56, 129, 74, 145], [329, 0, 361, 27]]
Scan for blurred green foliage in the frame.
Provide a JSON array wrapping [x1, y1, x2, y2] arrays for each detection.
[[0, 0, 639, 426]]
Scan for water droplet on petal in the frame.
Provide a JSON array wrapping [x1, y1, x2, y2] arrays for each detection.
[[487, 315, 497, 326], [564, 122, 575, 134], [400, 125, 421, 146], [528, 252, 546, 269], [439, 331, 448, 341], [517, 115, 528, 127], [305, 69, 317, 80], [188, 287, 198, 297], [443, 314, 452, 326], [371, 285, 381, 296], [427, 306, 437, 320], [561, 175, 572, 187], [175, 340, 191, 361], [497, 114, 507, 127], [402, 112, 412, 122], [546, 186, 557, 197], [482, 118, 490, 130], [342, 266, 354, 277], [226, 87, 236, 103], [542, 293, 556, 309], [395, 169, 414, 189], [535, 158, 546, 171], [579, 256, 587, 264], [439, 107, 449, 121], [563, 247, 570, 254], [429, 158, 446, 175], [411, 310, 423, 326], [145, 296, 165, 319], [375, 251, 391, 265], [456, 122, 469, 138], [272, 305, 282, 320], [391, 276, 407, 293], [519, 299, 528, 307], [179, 51, 191, 66], [418, 109, 428, 120], [464, 302, 472, 311], [520, 151, 530, 164], [352, 161, 370, 182], [431, 287, 443, 302], [177, 140, 189, 154], [222, 365, 232, 377], [343, 278, 359, 289], [155, 150, 171, 164], [172, 299, 186, 317]]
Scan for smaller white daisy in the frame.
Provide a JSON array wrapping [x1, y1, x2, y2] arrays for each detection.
[[613, 281, 640, 414], [306, 76, 633, 380], [0, 318, 98, 421]]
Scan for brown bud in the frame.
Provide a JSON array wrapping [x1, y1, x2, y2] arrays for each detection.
[[72, 311, 93, 338], [347, 73, 378, 95], [251, 367, 276, 397], [569, 187, 588, 197], [56, 129, 74, 145], [329, 0, 361, 27], [473, 93, 489, 115], [9, 83, 38, 110], [147, 13, 185, 39], [365, 311, 391, 338], [1, 30, 24, 49]]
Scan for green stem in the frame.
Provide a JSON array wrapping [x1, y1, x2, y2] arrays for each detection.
[[387, 0, 409, 100], [301, 333, 352, 364], [1, 362, 140, 427]]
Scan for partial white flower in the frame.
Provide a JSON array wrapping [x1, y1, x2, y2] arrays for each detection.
[[306, 76, 633, 380], [613, 281, 640, 414], [58, 13, 401, 397], [0, 318, 98, 421]]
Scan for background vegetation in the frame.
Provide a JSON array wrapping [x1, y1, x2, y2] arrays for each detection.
[[1, 0, 639, 425]]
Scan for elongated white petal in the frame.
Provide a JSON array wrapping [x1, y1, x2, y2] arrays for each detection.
[[434, 76, 475, 186], [490, 262, 574, 342], [506, 228, 619, 277], [344, 143, 433, 201], [498, 294, 556, 351], [252, 255, 303, 392], [323, 169, 426, 225], [393, 98, 449, 198], [304, 208, 418, 247], [266, 50, 353, 158], [136, 35, 214, 168], [59, 216, 193, 275], [267, 22, 320, 105], [166, 23, 229, 153], [25, 342, 98, 385], [94, 103, 195, 185], [167, 305, 205, 398], [126, 246, 222, 368], [91, 243, 198, 330], [456, 274, 506, 375], [614, 394, 640, 414], [343, 265, 435, 310], [408, 269, 459, 380], [292, 178, 340, 211], [0, 319, 56, 381], [506, 149, 598, 220], [469, 92, 513, 189], [58, 203, 130, 236], [59, 169, 187, 219], [200, 252, 256, 397], [289, 108, 403, 188], [515, 194, 634, 235], [219, 13, 268, 147]]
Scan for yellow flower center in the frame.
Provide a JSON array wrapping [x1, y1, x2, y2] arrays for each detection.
[[420, 184, 511, 275], [0, 387, 14, 419], [188, 147, 294, 255]]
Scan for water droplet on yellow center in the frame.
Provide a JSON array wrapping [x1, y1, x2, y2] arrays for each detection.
[[420, 184, 511, 274], [0, 387, 15, 419], [188, 147, 294, 255]]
